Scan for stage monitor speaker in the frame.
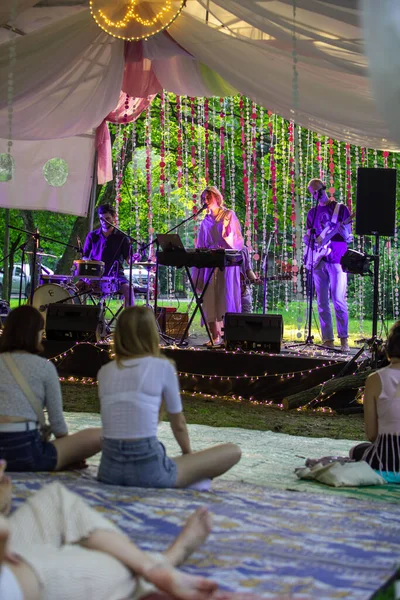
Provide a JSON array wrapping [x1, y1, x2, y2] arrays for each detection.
[[356, 167, 397, 236], [224, 313, 283, 353], [46, 304, 102, 341]]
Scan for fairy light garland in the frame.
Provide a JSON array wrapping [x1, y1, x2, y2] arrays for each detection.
[[182, 96, 190, 250], [259, 107, 268, 277], [212, 100, 218, 186], [204, 98, 210, 184], [268, 112, 278, 238], [159, 91, 166, 199], [145, 105, 154, 252], [322, 135, 329, 181], [90, 0, 185, 42], [251, 102, 258, 259], [345, 143, 352, 212], [197, 96, 204, 193], [219, 97, 226, 195], [229, 97, 236, 209], [239, 96, 251, 249], [280, 118, 289, 309], [131, 121, 140, 245], [190, 97, 197, 224], [176, 95, 183, 190]]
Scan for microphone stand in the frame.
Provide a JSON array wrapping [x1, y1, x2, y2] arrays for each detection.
[[261, 234, 273, 314], [304, 205, 318, 345], [7, 224, 80, 305]]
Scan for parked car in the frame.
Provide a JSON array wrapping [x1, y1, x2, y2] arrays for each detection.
[[123, 265, 155, 296], [0, 263, 54, 298]]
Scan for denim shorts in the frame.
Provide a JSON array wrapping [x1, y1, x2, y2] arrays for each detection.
[[98, 436, 178, 488], [0, 429, 57, 471]]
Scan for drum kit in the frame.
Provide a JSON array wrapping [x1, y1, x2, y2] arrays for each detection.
[[31, 258, 155, 338]]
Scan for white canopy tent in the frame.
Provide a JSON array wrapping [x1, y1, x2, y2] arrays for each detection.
[[0, 0, 397, 215]]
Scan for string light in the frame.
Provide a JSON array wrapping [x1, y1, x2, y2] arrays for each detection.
[[90, 0, 185, 41]]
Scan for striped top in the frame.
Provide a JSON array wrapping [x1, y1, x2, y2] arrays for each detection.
[[363, 364, 400, 473]]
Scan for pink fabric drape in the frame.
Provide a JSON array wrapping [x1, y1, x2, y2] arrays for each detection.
[[122, 41, 163, 98], [96, 93, 155, 184]]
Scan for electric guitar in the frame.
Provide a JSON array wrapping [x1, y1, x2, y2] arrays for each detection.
[[303, 212, 354, 270], [240, 273, 292, 295]]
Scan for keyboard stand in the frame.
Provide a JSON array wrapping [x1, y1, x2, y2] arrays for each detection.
[[178, 266, 215, 347]]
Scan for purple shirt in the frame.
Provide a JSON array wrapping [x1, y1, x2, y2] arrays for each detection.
[[83, 228, 130, 277], [306, 201, 351, 264]]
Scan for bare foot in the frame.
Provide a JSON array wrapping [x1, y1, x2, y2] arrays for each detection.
[[166, 507, 212, 566], [0, 514, 10, 563], [145, 564, 218, 600], [0, 460, 12, 516]]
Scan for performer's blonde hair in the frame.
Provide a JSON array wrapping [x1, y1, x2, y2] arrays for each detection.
[[114, 306, 161, 366], [201, 186, 225, 207]]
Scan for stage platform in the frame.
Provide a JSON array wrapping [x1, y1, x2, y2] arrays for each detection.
[[42, 335, 364, 406]]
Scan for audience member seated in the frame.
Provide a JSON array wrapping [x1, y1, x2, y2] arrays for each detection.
[[0, 305, 102, 471], [0, 460, 218, 600], [350, 321, 400, 475], [97, 306, 242, 488]]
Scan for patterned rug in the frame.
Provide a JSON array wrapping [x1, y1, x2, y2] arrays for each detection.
[[65, 413, 400, 504], [10, 472, 400, 599]]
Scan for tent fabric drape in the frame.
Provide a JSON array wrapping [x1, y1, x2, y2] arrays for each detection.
[[96, 93, 155, 184], [0, 0, 396, 149], [0, 0, 399, 216], [0, 9, 124, 140], [0, 0, 38, 27], [362, 0, 400, 148], [168, 2, 395, 150], [0, 135, 95, 216]]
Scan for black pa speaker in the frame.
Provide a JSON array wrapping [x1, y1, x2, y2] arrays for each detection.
[[356, 168, 397, 236], [224, 313, 283, 353], [46, 304, 103, 341]]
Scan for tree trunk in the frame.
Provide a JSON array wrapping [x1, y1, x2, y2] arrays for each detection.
[[2, 209, 10, 301], [19, 210, 37, 294], [56, 216, 90, 275], [283, 370, 372, 410]]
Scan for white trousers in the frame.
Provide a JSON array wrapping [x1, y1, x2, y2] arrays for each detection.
[[312, 261, 348, 341], [9, 482, 162, 600]]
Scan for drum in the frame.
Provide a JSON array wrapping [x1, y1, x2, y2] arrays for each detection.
[[32, 283, 81, 326], [41, 274, 73, 285], [340, 249, 372, 276], [73, 260, 105, 278], [81, 276, 119, 296]]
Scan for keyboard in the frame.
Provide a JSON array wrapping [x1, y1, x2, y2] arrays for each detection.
[[157, 249, 243, 269]]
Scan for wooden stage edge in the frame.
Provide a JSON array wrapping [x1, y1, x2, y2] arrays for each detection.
[[42, 338, 364, 407]]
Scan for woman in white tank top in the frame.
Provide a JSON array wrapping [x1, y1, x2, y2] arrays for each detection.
[[350, 321, 400, 475]]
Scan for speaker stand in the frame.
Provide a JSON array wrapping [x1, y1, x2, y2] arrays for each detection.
[[369, 232, 382, 368]]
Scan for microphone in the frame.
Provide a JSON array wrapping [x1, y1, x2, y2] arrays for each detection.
[[77, 236, 83, 255], [197, 203, 208, 215]]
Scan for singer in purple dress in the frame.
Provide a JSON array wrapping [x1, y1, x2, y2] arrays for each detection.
[[82, 204, 134, 306], [194, 187, 244, 345]]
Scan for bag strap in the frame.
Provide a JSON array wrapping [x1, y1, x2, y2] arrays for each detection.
[[1, 353, 46, 426]]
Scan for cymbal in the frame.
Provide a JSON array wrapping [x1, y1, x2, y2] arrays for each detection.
[[26, 251, 57, 258], [132, 262, 156, 268]]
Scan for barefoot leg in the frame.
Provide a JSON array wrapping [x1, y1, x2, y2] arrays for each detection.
[[164, 506, 212, 566]]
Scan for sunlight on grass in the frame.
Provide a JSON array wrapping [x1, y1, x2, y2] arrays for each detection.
[[11, 296, 394, 344]]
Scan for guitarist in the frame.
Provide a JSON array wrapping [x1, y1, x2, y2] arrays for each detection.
[[305, 179, 353, 352]]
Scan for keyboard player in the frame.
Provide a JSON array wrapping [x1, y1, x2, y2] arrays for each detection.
[[193, 186, 244, 346]]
